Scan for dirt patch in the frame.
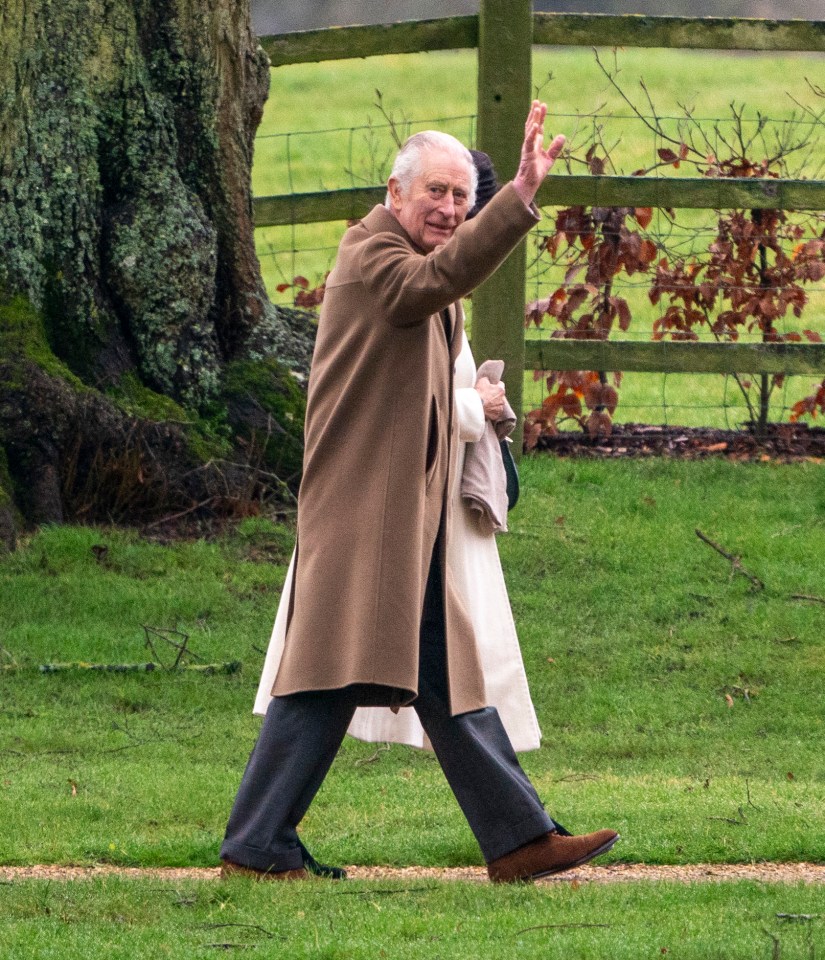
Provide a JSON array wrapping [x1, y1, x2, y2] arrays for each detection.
[[2, 863, 823, 885], [534, 422, 825, 462]]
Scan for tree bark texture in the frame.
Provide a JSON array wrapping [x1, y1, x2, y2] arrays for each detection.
[[0, 0, 313, 540], [1, 293, 306, 535]]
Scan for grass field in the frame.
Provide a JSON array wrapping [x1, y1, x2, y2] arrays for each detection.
[[1, 457, 823, 870], [2, 459, 824, 956], [253, 46, 825, 428], [3, 876, 824, 959]]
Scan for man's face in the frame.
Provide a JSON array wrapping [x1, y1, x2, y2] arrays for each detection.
[[388, 148, 473, 253]]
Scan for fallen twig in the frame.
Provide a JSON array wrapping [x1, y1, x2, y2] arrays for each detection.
[[337, 886, 437, 897], [354, 743, 391, 767], [514, 923, 612, 934], [761, 927, 782, 960], [708, 805, 748, 826], [143, 497, 217, 530], [199, 923, 275, 939], [142, 625, 205, 668], [695, 529, 764, 591], [1, 661, 241, 675], [790, 594, 825, 605]]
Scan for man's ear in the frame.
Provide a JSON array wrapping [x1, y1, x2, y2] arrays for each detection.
[[387, 177, 403, 213]]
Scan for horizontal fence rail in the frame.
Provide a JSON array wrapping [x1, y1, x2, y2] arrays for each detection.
[[526, 341, 825, 376], [535, 176, 825, 212], [253, 177, 825, 228], [260, 14, 825, 67], [532, 13, 825, 52], [260, 16, 477, 66], [254, 187, 384, 227]]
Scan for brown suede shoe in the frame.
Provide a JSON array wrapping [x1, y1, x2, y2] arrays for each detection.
[[487, 829, 619, 883], [220, 859, 309, 881]]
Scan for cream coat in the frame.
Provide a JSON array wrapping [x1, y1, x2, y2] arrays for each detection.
[[268, 185, 539, 716], [255, 331, 542, 752]]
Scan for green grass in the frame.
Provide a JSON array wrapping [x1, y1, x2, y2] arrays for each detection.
[[1, 458, 823, 870], [2, 877, 825, 959], [255, 46, 825, 427]]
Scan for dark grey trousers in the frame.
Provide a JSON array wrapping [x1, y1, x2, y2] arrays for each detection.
[[221, 554, 554, 871]]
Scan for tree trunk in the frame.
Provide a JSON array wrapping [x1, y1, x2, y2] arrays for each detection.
[[0, 0, 313, 542]]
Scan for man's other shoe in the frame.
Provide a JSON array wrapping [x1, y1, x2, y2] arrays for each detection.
[[220, 859, 309, 881], [487, 828, 619, 883], [298, 838, 347, 879]]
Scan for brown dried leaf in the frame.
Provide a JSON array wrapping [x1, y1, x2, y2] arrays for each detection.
[[616, 298, 632, 332], [588, 154, 606, 175], [601, 384, 619, 415], [561, 392, 583, 418], [639, 239, 658, 268], [584, 381, 602, 410], [586, 410, 612, 438], [525, 297, 551, 326], [523, 420, 542, 451]]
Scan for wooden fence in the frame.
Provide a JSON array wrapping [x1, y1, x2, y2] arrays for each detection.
[[254, 5, 825, 444]]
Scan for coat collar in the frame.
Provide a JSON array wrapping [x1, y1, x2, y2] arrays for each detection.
[[361, 203, 423, 250]]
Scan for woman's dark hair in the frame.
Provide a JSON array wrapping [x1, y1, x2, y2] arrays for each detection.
[[467, 150, 499, 219]]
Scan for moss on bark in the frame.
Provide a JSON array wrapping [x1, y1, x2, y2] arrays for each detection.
[[0, 291, 297, 528], [0, 0, 314, 525], [222, 358, 306, 484], [0, 446, 18, 551]]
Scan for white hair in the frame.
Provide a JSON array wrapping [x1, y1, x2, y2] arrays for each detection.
[[384, 131, 478, 208]]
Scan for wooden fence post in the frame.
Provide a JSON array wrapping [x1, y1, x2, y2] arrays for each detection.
[[474, 0, 533, 456]]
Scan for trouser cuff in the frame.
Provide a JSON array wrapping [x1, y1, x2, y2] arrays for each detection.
[[481, 810, 556, 864], [219, 841, 304, 874]]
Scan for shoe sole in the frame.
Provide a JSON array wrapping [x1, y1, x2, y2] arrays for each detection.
[[530, 833, 620, 880], [220, 863, 310, 881]]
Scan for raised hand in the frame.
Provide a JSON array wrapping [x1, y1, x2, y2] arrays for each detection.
[[512, 100, 566, 207]]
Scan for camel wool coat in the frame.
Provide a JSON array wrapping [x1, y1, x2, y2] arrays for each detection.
[[271, 184, 539, 716], [256, 331, 543, 750]]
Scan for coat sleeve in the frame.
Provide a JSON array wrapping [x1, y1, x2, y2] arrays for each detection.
[[359, 184, 540, 328], [455, 387, 485, 443]]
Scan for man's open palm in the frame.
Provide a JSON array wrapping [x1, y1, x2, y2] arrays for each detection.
[[513, 100, 566, 206]]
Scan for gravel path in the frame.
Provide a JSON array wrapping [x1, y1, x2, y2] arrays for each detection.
[[2, 863, 824, 885]]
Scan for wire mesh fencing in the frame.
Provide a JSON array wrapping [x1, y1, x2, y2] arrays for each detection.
[[253, 102, 825, 434]]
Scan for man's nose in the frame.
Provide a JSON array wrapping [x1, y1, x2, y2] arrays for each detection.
[[437, 192, 457, 219]]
